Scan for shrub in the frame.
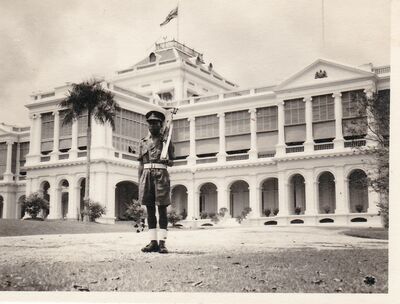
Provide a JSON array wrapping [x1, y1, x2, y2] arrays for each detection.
[[210, 213, 220, 224], [20, 192, 49, 219], [263, 209, 271, 217], [294, 206, 302, 215], [180, 208, 188, 220], [167, 210, 182, 227], [355, 204, 364, 213], [124, 199, 146, 222], [200, 211, 208, 219], [273, 208, 279, 216], [236, 207, 252, 224], [377, 200, 388, 229], [208, 212, 216, 218], [218, 207, 228, 217], [82, 200, 106, 222], [323, 205, 331, 214]]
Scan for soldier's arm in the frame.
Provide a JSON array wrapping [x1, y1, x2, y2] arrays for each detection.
[[138, 141, 144, 178], [167, 141, 175, 167]]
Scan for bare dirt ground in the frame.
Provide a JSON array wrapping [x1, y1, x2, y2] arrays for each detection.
[[0, 226, 388, 293]]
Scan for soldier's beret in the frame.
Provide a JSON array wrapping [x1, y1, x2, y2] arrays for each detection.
[[145, 110, 165, 122]]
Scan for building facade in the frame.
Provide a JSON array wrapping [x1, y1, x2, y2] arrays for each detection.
[[0, 40, 390, 226]]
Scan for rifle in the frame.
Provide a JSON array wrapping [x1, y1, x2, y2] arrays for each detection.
[[160, 107, 179, 160]]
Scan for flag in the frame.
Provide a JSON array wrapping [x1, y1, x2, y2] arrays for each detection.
[[160, 6, 178, 26]]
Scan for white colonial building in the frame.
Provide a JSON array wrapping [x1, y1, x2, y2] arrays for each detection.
[[0, 40, 390, 226]]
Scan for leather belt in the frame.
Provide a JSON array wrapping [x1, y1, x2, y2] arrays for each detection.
[[144, 163, 167, 169]]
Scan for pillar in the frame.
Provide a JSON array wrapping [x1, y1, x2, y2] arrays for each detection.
[[275, 101, 286, 156], [333, 92, 344, 149], [186, 178, 196, 220], [15, 142, 20, 181], [68, 185, 80, 220], [304, 96, 314, 152], [217, 113, 227, 163], [187, 117, 197, 165], [248, 175, 261, 217], [277, 171, 288, 216], [304, 170, 317, 215], [334, 166, 348, 214], [47, 179, 60, 219], [248, 108, 258, 160], [217, 178, 229, 215], [26, 113, 41, 164], [3, 140, 14, 182], [50, 110, 60, 161]]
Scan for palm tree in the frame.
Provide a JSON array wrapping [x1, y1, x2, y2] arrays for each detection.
[[59, 79, 120, 221]]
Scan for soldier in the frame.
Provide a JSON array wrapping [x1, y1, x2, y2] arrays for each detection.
[[138, 110, 174, 254]]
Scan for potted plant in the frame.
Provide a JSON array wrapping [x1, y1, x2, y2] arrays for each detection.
[[323, 204, 331, 214], [355, 204, 364, 213], [264, 209, 271, 217], [273, 208, 279, 216], [200, 211, 208, 219], [294, 206, 302, 215]]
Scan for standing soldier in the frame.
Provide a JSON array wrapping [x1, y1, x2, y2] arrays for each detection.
[[138, 110, 174, 253]]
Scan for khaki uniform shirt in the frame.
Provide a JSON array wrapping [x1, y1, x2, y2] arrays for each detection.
[[137, 134, 174, 206]]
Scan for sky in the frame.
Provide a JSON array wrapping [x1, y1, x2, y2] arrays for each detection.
[[0, 0, 390, 127]]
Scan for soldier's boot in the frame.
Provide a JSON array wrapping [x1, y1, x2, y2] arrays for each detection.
[[158, 240, 168, 254], [141, 240, 159, 253]]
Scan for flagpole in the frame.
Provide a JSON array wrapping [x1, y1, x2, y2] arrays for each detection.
[[177, 1, 180, 42]]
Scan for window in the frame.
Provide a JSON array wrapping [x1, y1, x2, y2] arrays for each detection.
[[225, 110, 250, 136], [149, 52, 156, 63], [342, 90, 365, 118], [59, 110, 72, 152], [158, 91, 174, 102], [0, 143, 6, 176], [113, 108, 147, 154], [41, 112, 54, 154], [19, 142, 29, 169], [284, 99, 305, 125], [172, 119, 190, 142], [312, 94, 334, 122], [77, 111, 88, 150], [195, 115, 219, 139], [257, 106, 278, 132]]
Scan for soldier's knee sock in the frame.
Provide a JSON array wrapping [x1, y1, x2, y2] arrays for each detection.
[[159, 229, 168, 241], [158, 206, 168, 229], [146, 205, 157, 229], [148, 228, 158, 242]]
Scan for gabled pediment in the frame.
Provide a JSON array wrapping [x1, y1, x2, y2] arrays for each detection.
[[275, 59, 375, 91]]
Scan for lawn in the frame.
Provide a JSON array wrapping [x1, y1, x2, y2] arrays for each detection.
[[342, 228, 388, 240], [0, 219, 136, 237], [0, 248, 387, 293]]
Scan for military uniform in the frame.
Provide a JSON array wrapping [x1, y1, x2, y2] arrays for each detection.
[[138, 133, 174, 206], [138, 110, 174, 254]]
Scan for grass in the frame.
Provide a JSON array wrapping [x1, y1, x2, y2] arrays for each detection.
[[342, 228, 388, 240], [0, 248, 387, 293], [0, 219, 136, 237]]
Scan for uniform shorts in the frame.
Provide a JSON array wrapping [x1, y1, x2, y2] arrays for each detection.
[[138, 168, 171, 206]]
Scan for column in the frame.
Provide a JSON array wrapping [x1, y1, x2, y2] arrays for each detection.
[[3, 140, 14, 182], [187, 117, 197, 165], [277, 171, 288, 216], [3, 191, 16, 219], [304, 170, 317, 215], [91, 119, 108, 159], [26, 113, 41, 164], [50, 110, 60, 161], [275, 101, 286, 156], [104, 183, 116, 221], [248, 108, 258, 160], [333, 92, 344, 149], [304, 96, 314, 152], [217, 113, 227, 163], [67, 185, 79, 220], [248, 175, 260, 217], [364, 87, 378, 147], [186, 179, 196, 220], [47, 180, 59, 219], [194, 190, 200, 219], [217, 178, 229, 215], [15, 142, 20, 181], [334, 166, 348, 214], [70, 119, 78, 159]]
